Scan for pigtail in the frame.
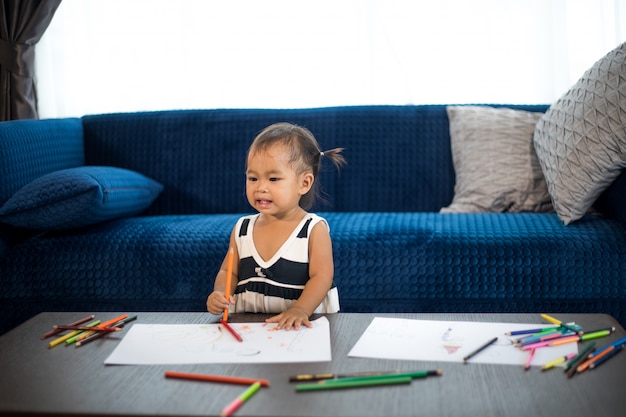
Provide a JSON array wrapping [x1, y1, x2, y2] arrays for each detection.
[[320, 147, 346, 172]]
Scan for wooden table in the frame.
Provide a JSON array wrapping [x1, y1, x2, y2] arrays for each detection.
[[0, 312, 624, 417]]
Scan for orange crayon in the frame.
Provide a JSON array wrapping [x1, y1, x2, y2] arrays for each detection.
[[576, 346, 615, 373], [223, 247, 234, 321], [76, 314, 128, 341]]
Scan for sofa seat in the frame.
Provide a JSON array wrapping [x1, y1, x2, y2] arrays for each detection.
[[2, 211, 623, 334]]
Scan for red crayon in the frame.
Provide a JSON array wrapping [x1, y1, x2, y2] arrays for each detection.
[[41, 315, 95, 339], [75, 315, 137, 348], [54, 325, 121, 332], [220, 319, 243, 342], [165, 371, 269, 387], [76, 314, 128, 342]]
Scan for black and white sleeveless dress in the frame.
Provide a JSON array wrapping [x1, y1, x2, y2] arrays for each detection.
[[231, 213, 340, 314]]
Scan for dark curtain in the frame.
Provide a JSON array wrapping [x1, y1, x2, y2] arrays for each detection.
[[0, 0, 61, 121]]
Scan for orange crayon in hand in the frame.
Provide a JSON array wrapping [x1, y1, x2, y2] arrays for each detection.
[[223, 247, 234, 321]]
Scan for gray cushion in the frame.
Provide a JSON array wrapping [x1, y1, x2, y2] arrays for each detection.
[[441, 106, 552, 213], [533, 42, 626, 225]]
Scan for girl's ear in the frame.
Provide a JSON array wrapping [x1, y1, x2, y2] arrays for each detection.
[[299, 172, 314, 195]]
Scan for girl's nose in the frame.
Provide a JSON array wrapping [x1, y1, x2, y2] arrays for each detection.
[[256, 179, 269, 192]]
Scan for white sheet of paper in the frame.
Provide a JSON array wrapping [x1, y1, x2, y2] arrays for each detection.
[[348, 317, 578, 366], [104, 317, 331, 365]]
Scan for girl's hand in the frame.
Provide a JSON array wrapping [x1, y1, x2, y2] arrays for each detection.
[[265, 307, 312, 330], [206, 291, 232, 315]]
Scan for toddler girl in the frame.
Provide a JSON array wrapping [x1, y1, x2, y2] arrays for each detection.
[[206, 122, 345, 330]]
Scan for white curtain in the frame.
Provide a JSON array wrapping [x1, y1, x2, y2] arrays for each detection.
[[36, 0, 626, 118]]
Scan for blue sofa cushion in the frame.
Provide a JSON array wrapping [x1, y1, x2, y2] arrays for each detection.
[[0, 166, 163, 230], [0, 118, 84, 206]]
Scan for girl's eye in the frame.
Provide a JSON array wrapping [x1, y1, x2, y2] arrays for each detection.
[[247, 177, 257, 182], [269, 177, 280, 182]]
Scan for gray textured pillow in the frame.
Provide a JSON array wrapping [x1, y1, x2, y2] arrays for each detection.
[[533, 42, 626, 225], [441, 106, 552, 213]]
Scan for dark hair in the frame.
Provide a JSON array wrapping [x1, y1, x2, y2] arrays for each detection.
[[247, 122, 345, 210]]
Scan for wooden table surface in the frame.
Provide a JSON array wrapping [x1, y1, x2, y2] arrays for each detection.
[[0, 312, 624, 417]]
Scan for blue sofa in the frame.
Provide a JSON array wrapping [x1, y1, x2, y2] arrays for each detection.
[[1, 105, 625, 335]]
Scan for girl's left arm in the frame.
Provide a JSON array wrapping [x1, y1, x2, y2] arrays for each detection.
[[265, 221, 334, 329]]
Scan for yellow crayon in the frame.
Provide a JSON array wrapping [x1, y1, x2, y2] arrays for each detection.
[[541, 352, 576, 371], [48, 320, 101, 348]]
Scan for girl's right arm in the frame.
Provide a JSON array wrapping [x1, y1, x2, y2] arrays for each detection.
[[206, 228, 239, 315]]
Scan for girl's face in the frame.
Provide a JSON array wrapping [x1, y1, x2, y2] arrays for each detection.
[[245, 144, 313, 218]]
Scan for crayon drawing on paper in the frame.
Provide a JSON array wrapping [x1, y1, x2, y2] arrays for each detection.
[[104, 317, 331, 365], [348, 317, 577, 366]]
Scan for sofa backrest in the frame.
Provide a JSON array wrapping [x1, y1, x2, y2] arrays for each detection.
[[594, 170, 626, 226], [0, 118, 84, 206], [82, 105, 551, 215]]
